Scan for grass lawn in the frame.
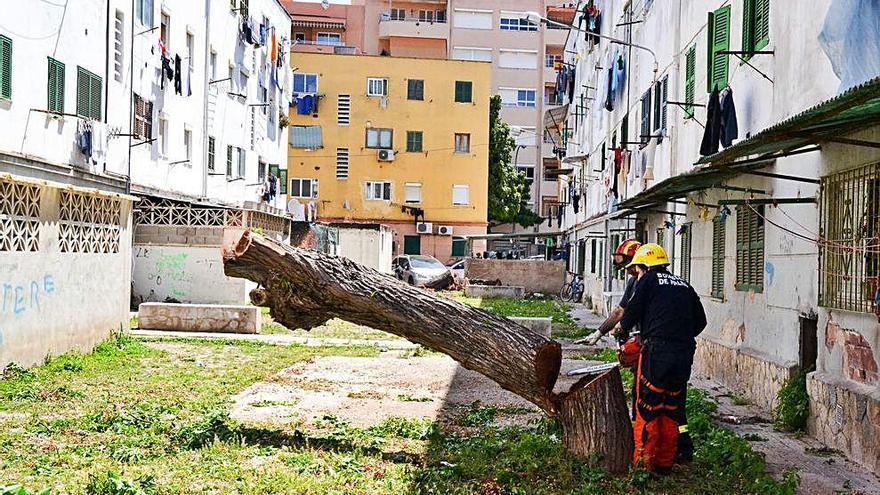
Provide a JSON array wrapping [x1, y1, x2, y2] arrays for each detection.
[[449, 293, 589, 339], [0, 333, 798, 495]]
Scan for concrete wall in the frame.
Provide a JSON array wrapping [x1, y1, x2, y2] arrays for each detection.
[[131, 244, 246, 306], [0, 176, 133, 367], [465, 259, 564, 294], [338, 226, 394, 273]]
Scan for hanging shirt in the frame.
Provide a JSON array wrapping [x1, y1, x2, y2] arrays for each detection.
[[719, 87, 739, 148], [699, 87, 722, 156]]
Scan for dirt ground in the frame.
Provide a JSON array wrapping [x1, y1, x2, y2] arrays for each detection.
[[231, 351, 596, 428]]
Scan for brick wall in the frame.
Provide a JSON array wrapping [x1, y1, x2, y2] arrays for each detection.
[[464, 259, 566, 294]]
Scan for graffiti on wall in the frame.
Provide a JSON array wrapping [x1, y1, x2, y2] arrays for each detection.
[[1, 273, 55, 318], [134, 247, 189, 302]]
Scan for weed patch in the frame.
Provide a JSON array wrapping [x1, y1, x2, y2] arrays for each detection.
[[774, 370, 809, 433]]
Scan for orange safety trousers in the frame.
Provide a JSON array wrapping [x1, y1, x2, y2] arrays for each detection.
[[632, 341, 691, 472]]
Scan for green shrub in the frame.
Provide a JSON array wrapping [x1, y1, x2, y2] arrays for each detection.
[[773, 370, 809, 433], [84, 472, 157, 495], [0, 486, 50, 495]]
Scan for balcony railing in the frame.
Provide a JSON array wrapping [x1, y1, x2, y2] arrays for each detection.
[[380, 12, 447, 24]]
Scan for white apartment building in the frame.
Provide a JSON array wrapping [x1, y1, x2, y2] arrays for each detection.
[[552, 0, 880, 473]]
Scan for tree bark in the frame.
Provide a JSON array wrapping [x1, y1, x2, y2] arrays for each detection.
[[553, 366, 634, 474], [223, 231, 633, 472]]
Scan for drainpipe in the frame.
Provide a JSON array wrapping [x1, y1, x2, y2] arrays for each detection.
[[200, 0, 211, 199], [104, 0, 110, 124]]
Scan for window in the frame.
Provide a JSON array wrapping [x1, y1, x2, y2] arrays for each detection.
[[653, 76, 668, 133], [367, 77, 388, 97], [293, 73, 318, 94], [47, 57, 65, 113], [0, 35, 10, 100], [452, 185, 470, 205], [499, 15, 538, 31], [366, 181, 392, 201], [290, 178, 319, 198], [258, 161, 266, 181], [517, 166, 535, 182], [590, 239, 597, 273], [707, 5, 731, 92], [452, 237, 466, 257], [336, 147, 349, 179], [136, 0, 153, 27], [453, 9, 492, 30], [712, 216, 726, 299], [451, 47, 492, 62], [454, 133, 470, 153], [404, 235, 421, 255], [226, 145, 233, 177], [517, 89, 536, 107], [684, 45, 696, 118], [389, 8, 405, 20], [76, 67, 102, 120], [157, 117, 168, 156], [133, 94, 153, 140], [294, 32, 305, 43], [680, 223, 692, 282], [237, 147, 246, 178], [207, 136, 215, 171], [405, 183, 422, 203], [656, 227, 665, 249], [418, 10, 434, 22], [407, 79, 424, 100], [160, 12, 170, 49], [366, 128, 393, 149], [735, 205, 764, 292], [186, 32, 194, 71], [184, 128, 192, 161], [499, 49, 538, 69], [545, 53, 562, 68], [455, 81, 473, 103], [819, 163, 880, 313], [239, 0, 249, 17], [639, 90, 651, 146], [316, 32, 342, 46], [114, 11, 125, 82], [290, 126, 323, 149], [337, 94, 350, 126], [743, 0, 770, 56], [406, 131, 423, 152], [279, 169, 288, 194], [209, 50, 217, 80]]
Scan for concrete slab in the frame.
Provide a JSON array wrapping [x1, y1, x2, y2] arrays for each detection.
[[510, 317, 552, 339], [137, 303, 260, 334], [465, 284, 525, 299]]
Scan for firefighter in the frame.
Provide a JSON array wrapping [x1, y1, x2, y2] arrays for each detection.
[[577, 239, 642, 346], [619, 243, 706, 474]]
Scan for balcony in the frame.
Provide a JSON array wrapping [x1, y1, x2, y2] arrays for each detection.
[[292, 40, 359, 55], [379, 15, 449, 40]]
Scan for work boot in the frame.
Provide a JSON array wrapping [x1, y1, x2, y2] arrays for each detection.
[[675, 431, 694, 464]]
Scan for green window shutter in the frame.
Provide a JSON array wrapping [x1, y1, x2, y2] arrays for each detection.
[[76, 67, 102, 120], [639, 90, 651, 145], [707, 5, 730, 92], [47, 57, 65, 113], [755, 0, 770, 50], [685, 45, 696, 117], [681, 223, 693, 283], [279, 169, 288, 194], [0, 35, 12, 100], [652, 81, 661, 131], [226, 145, 233, 177], [742, 0, 754, 55], [404, 235, 421, 255], [661, 75, 668, 130], [207, 136, 215, 170], [455, 81, 472, 103], [711, 216, 726, 299], [90, 73, 102, 120], [452, 237, 466, 257]]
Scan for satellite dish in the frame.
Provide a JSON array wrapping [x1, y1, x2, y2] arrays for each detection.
[[321, 0, 330, 9]]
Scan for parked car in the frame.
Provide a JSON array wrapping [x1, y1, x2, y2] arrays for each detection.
[[393, 255, 451, 287], [448, 259, 466, 282]]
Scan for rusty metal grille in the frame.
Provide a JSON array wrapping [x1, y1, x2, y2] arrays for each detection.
[[819, 161, 880, 313]]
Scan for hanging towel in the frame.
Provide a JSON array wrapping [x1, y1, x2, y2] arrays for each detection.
[[605, 67, 614, 111], [297, 94, 314, 115], [699, 86, 722, 156], [271, 30, 278, 62], [91, 123, 108, 164], [174, 55, 182, 95], [719, 87, 739, 148]]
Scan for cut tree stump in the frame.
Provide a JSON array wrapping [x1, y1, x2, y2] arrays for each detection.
[[223, 231, 633, 473]]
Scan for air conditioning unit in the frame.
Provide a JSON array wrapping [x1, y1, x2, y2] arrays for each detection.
[[438, 225, 454, 235], [378, 149, 395, 161], [416, 222, 433, 234]]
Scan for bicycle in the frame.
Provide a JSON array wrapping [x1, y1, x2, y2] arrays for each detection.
[[559, 273, 584, 302]]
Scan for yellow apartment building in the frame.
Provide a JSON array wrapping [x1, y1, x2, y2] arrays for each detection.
[[287, 52, 490, 261]]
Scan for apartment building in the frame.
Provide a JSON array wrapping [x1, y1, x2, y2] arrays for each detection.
[[284, 0, 574, 231], [553, 0, 880, 472], [287, 52, 490, 261]]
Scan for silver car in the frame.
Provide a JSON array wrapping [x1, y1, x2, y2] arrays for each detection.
[[392, 255, 451, 286]]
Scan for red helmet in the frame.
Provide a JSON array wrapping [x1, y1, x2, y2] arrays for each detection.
[[617, 335, 641, 369], [614, 239, 642, 259]]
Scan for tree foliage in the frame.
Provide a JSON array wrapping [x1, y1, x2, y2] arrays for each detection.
[[488, 95, 543, 227]]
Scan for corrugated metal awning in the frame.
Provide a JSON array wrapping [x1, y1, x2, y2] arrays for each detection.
[[544, 104, 569, 129], [292, 15, 346, 29], [290, 126, 323, 149]]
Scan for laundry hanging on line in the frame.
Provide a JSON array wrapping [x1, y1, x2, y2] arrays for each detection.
[[719, 87, 739, 148]]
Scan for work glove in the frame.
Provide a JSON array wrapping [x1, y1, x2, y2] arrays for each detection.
[[575, 330, 603, 346]]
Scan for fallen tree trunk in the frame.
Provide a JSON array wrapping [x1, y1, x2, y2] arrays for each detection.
[[223, 231, 632, 472]]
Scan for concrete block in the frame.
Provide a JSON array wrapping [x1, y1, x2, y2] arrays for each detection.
[[177, 227, 197, 236], [464, 284, 525, 299], [510, 317, 552, 339], [165, 234, 189, 244], [138, 303, 260, 333], [136, 225, 160, 236], [196, 226, 223, 236]]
